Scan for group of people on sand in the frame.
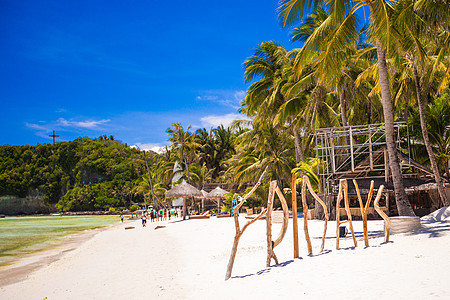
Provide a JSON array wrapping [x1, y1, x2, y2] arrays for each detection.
[[140, 208, 179, 227]]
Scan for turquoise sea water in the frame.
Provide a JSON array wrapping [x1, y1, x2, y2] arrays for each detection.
[[0, 215, 119, 265]]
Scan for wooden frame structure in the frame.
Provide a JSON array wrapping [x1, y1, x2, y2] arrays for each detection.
[[315, 122, 412, 195]]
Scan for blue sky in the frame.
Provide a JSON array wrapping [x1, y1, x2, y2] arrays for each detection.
[[1, 0, 298, 150]]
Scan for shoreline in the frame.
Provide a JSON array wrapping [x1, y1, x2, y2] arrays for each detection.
[[1, 214, 449, 299], [0, 220, 125, 287]]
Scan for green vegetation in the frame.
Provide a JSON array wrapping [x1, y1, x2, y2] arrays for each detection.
[[1, 1, 449, 213], [0, 137, 146, 211], [0, 215, 119, 266]]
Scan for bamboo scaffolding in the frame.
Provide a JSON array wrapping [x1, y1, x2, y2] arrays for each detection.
[[335, 179, 357, 250], [353, 180, 375, 247]]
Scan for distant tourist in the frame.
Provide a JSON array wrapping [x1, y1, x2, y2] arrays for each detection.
[[120, 214, 124, 222], [141, 213, 147, 227]]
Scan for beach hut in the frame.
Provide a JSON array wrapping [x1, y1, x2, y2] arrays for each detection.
[[206, 186, 228, 213], [165, 182, 203, 220]]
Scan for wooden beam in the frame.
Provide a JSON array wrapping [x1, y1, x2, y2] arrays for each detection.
[[350, 127, 355, 172]]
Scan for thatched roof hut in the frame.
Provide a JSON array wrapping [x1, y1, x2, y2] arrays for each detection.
[[206, 186, 228, 199], [165, 182, 202, 219]]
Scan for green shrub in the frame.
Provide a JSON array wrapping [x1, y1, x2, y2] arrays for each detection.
[[129, 204, 139, 212], [108, 207, 115, 212]]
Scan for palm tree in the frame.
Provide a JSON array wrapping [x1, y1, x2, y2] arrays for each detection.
[[166, 123, 194, 183], [242, 41, 307, 164], [392, 0, 450, 206], [278, 0, 415, 215]]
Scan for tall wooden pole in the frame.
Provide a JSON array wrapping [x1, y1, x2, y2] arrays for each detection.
[[266, 181, 276, 267], [292, 174, 299, 258]]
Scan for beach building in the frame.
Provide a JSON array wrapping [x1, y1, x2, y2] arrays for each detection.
[[312, 122, 449, 219]]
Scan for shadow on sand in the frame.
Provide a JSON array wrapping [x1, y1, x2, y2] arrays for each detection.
[[232, 259, 296, 279]]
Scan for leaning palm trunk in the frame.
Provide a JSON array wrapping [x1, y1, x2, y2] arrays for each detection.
[[411, 59, 450, 207], [293, 129, 304, 164], [375, 41, 415, 216]]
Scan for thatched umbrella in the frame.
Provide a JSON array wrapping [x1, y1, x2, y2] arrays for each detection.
[[196, 189, 209, 212], [165, 182, 203, 220], [206, 187, 229, 212]]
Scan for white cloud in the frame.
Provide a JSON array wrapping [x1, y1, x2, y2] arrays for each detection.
[[57, 118, 110, 129], [196, 89, 245, 110], [132, 143, 167, 154], [200, 113, 244, 128]]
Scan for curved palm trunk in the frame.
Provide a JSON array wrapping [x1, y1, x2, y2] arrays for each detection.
[[411, 59, 450, 207], [375, 41, 415, 216]]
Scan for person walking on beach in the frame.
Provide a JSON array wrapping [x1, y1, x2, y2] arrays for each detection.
[[120, 214, 124, 222], [141, 213, 147, 227]]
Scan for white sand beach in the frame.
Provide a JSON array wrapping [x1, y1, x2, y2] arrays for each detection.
[[1, 209, 450, 300]]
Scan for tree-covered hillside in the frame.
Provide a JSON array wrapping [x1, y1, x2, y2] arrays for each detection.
[[0, 137, 147, 211]]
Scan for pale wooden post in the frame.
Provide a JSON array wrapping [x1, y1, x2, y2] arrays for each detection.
[[266, 181, 277, 267], [384, 149, 389, 182], [330, 135, 336, 174], [349, 127, 355, 172], [273, 185, 289, 249], [292, 173, 299, 258], [369, 124, 373, 171], [304, 177, 329, 253], [225, 168, 269, 280], [353, 180, 375, 247], [301, 177, 313, 255], [336, 179, 357, 250], [374, 185, 390, 243]]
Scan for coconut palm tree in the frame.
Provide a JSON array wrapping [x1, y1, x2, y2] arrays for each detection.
[[278, 0, 415, 215], [392, 0, 450, 206], [242, 41, 308, 164], [166, 123, 195, 183]]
